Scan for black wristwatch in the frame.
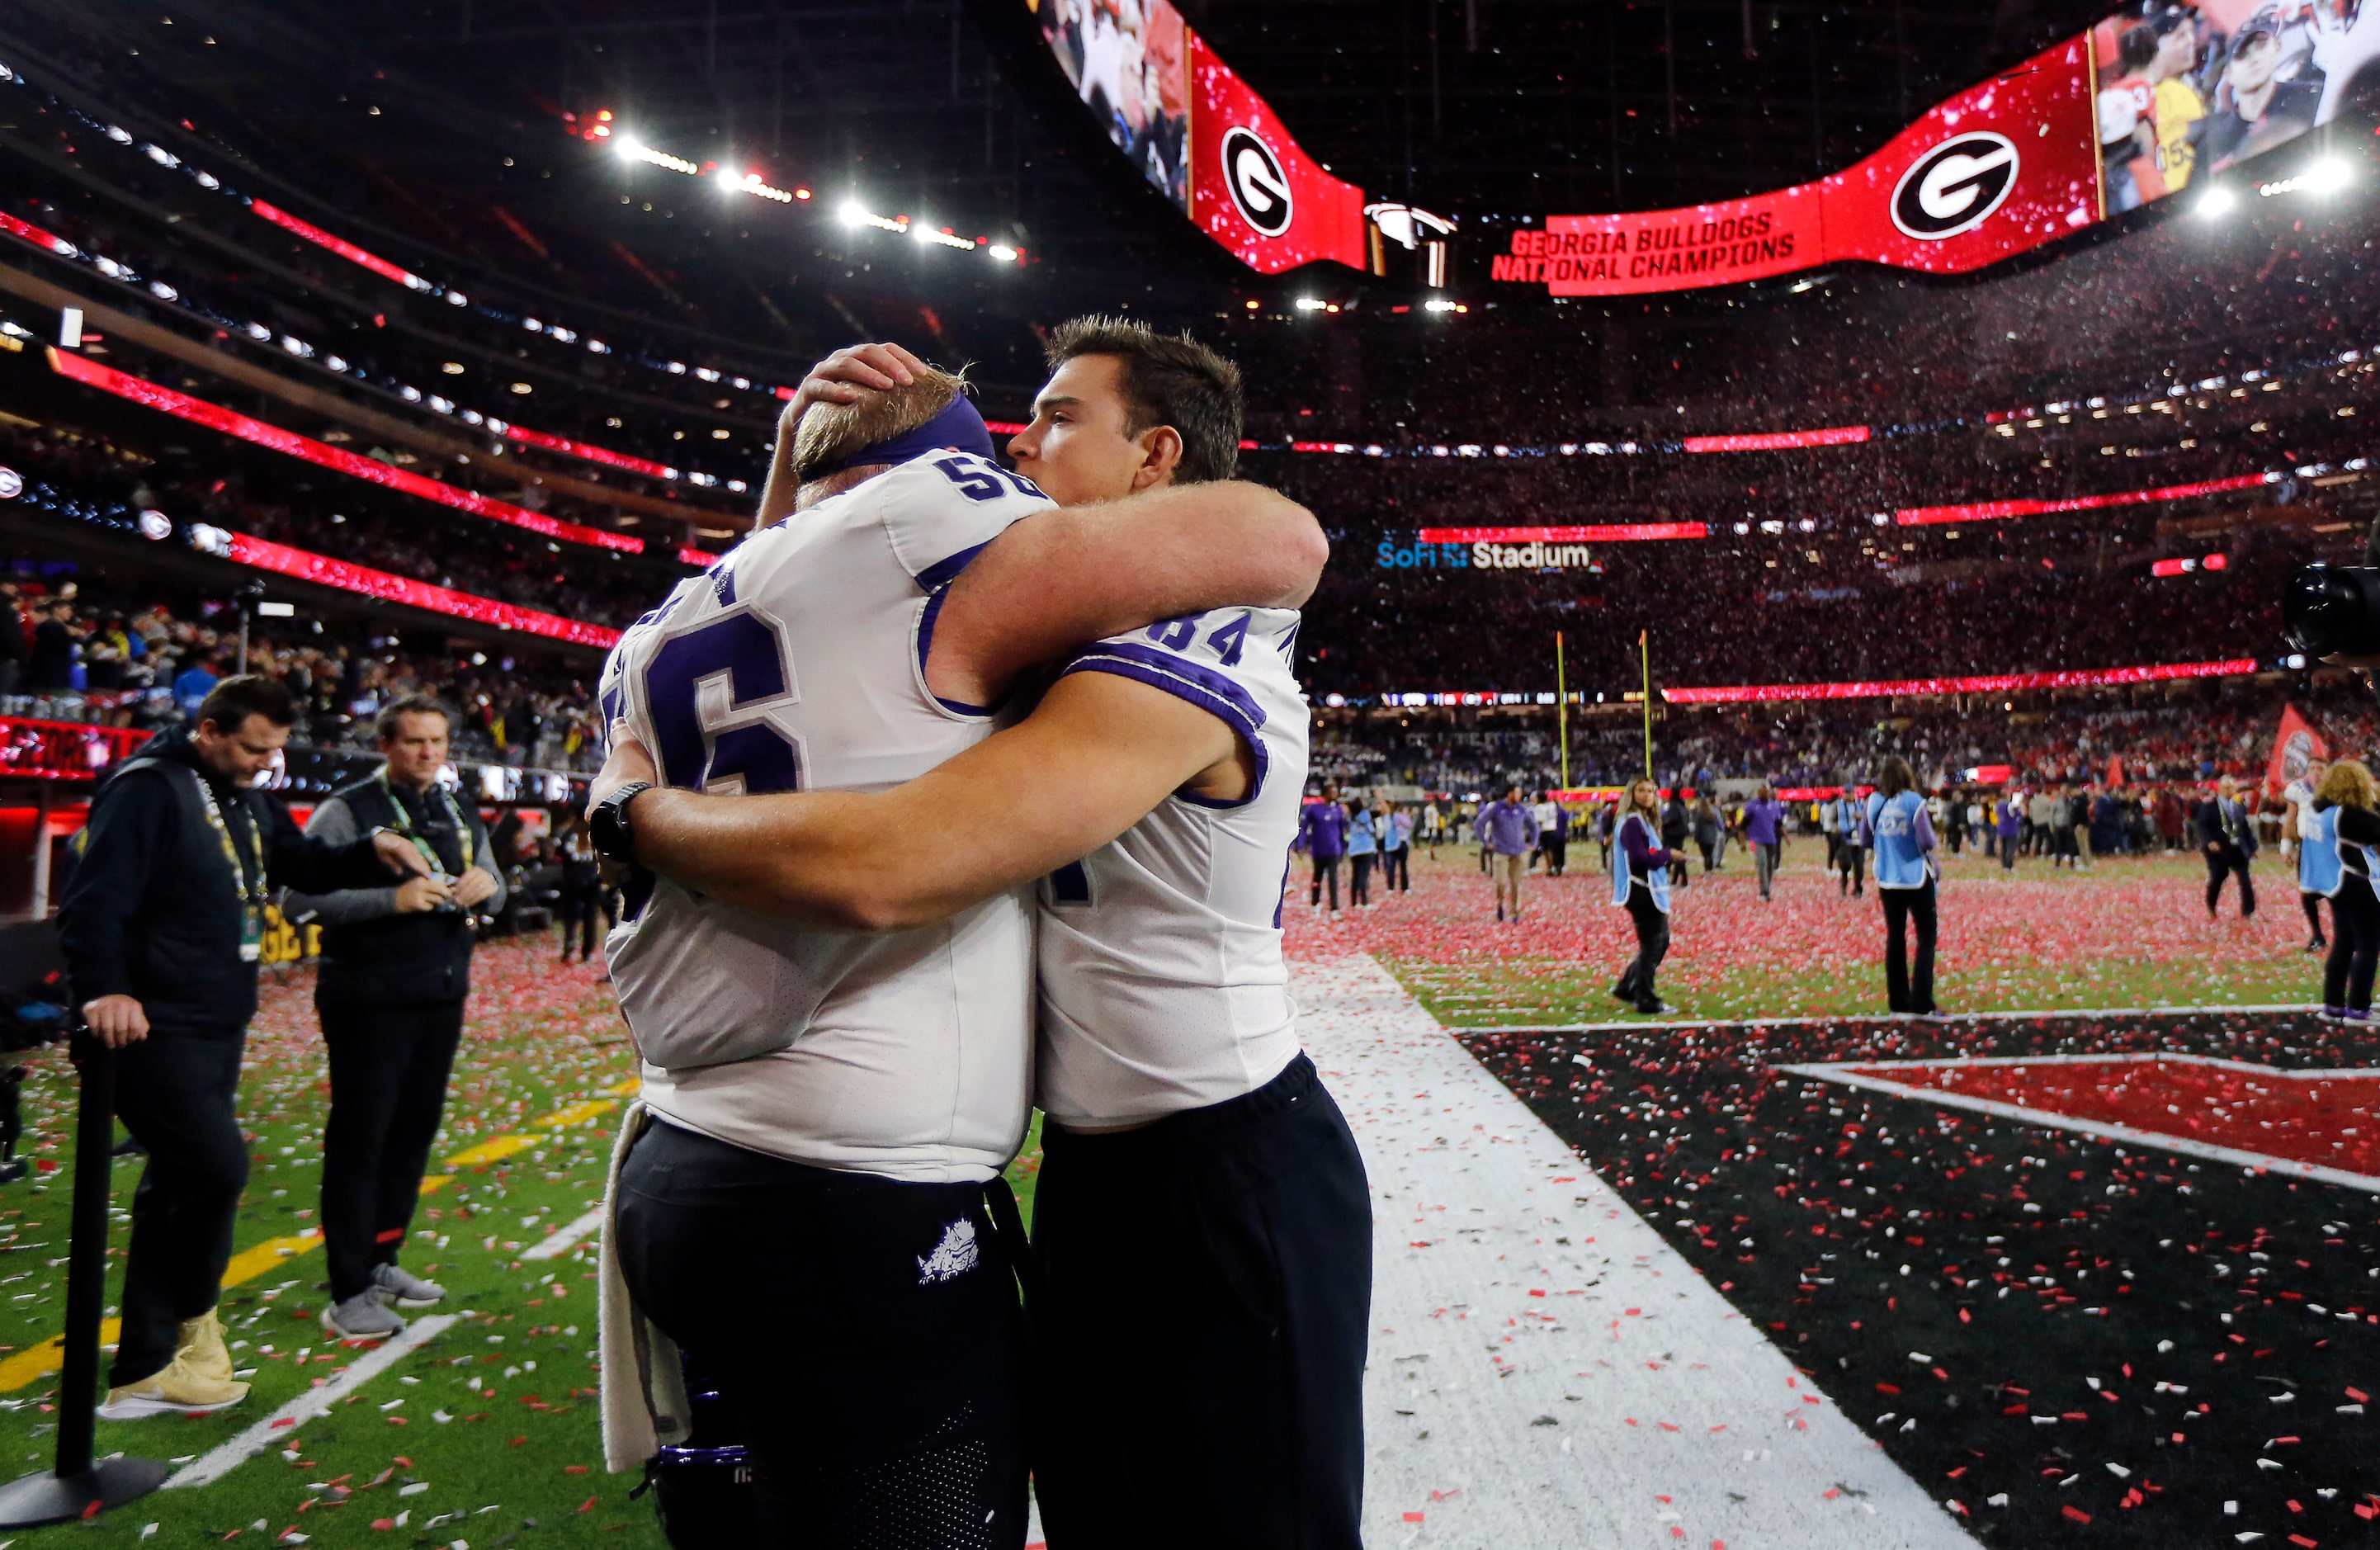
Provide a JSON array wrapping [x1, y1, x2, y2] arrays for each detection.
[[589, 782, 653, 864]]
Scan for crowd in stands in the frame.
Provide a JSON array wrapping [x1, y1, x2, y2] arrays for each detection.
[[1313, 677, 2378, 800], [0, 572, 605, 770], [6, 14, 2380, 792], [0, 415, 678, 630]]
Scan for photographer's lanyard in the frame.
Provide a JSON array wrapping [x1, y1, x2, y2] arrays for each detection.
[[375, 770, 475, 878], [187, 770, 268, 963]]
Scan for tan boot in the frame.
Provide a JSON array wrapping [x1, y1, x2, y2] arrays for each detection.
[[98, 1355, 248, 1419], [176, 1308, 234, 1383]]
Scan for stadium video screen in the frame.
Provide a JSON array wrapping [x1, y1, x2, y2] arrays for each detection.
[[1031, 0, 1191, 213], [2094, 0, 2362, 212]]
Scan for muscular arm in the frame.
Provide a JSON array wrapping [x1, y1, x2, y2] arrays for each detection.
[[615, 672, 1241, 932], [927, 482, 1325, 709]]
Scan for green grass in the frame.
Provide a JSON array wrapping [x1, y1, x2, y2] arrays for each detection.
[[1367, 850, 2316, 1028], [0, 938, 1051, 1548]]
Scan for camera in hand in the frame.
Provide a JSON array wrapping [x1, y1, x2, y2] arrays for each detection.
[[2284, 563, 2380, 660]]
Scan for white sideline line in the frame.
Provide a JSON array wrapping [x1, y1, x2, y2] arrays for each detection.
[[163, 1314, 459, 1491], [1783, 1059, 2380, 1195], [1807, 1051, 2380, 1080], [522, 1207, 606, 1262], [1301, 954, 1974, 1548], [1459, 1002, 2314, 1034]]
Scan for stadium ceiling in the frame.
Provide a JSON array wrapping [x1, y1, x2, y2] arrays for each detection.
[[10, 0, 2119, 296]]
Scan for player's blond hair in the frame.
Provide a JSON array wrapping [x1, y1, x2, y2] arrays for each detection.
[[2317, 758, 2378, 811], [790, 361, 970, 485]]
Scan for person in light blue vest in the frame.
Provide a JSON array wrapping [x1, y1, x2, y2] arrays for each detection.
[[1860, 755, 1942, 1017], [1830, 790, 1867, 897], [1608, 777, 1677, 1015], [2286, 757, 2333, 954], [1346, 799, 1379, 908], [2311, 760, 2380, 1021]]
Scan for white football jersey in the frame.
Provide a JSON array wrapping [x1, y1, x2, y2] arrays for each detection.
[[598, 450, 1051, 1184], [1034, 606, 1309, 1127]]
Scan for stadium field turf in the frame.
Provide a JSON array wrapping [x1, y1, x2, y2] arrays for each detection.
[[1282, 847, 2319, 1025], [0, 938, 1045, 1550], [0, 846, 2341, 1546], [1321, 853, 2376, 1546]]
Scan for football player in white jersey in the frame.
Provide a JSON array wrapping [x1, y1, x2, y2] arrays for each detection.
[[597, 319, 1368, 1550], [591, 353, 1325, 1548]]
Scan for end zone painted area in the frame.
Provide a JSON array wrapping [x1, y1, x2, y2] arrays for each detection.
[[1296, 955, 1973, 1548]]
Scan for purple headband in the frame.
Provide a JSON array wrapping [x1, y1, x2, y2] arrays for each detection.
[[805, 395, 997, 480]]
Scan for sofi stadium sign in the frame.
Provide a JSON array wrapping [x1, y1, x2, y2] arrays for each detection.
[[1491, 0, 2363, 295]]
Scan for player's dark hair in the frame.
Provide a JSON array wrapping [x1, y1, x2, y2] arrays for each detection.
[[196, 673, 296, 734], [1879, 755, 1918, 797], [1046, 315, 1244, 484], [376, 694, 453, 744]]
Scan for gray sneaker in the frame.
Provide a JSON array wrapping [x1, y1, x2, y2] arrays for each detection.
[[323, 1291, 406, 1341], [371, 1262, 446, 1308]]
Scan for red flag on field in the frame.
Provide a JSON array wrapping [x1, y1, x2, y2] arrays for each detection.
[[2265, 704, 2328, 800]]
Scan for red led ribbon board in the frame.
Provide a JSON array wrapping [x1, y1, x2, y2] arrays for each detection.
[[1792, 1055, 2380, 1194], [0, 210, 74, 256], [503, 423, 678, 481], [1419, 523, 1707, 544], [1497, 34, 2099, 295], [0, 717, 152, 782], [1896, 473, 2273, 526], [224, 534, 621, 649], [1187, 33, 1368, 274], [46, 349, 642, 554], [1683, 426, 1869, 453], [248, 200, 426, 291], [1661, 657, 2260, 704]]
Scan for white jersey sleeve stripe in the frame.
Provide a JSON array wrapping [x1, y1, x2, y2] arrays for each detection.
[[1062, 641, 1270, 808]]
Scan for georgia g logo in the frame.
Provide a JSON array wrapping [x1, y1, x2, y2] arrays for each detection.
[[1891, 132, 2019, 241], [1221, 126, 1294, 238]]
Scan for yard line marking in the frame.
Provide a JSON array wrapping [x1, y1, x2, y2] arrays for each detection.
[[536, 1099, 619, 1128], [1784, 1056, 2380, 1194], [161, 1314, 459, 1490], [1456, 1002, 2312, 1035], [521, 1206, 606, 1262], [2, 1087, 627, 1391], [0, 1231, 323, 1392], [444, 1135, 537, 1168]]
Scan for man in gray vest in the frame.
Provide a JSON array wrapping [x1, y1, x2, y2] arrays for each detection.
[[285, 695, 503, 1339], [61, 676, 427, 1416]]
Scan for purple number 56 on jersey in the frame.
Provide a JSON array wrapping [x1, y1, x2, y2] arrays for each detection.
[[643, 611, 802, 795]]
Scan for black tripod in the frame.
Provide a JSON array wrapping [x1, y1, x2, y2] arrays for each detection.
[[0, 1032, 167, 1525]]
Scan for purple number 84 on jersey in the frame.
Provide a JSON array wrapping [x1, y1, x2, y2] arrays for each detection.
[[644, 611, 801, 795]]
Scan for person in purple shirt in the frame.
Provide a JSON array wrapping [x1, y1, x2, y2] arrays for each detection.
[[1742, 783, 1787, 902], [1475, 783, 1541, 923], [1297, 781, 1350, 914]]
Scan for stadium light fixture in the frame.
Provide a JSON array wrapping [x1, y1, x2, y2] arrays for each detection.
[[1424, 297, 1459, 313], [2198, 184, 2237, 219], [1295, 297, 1327, 311], [988, 244, 1019, 262], [2310, 158, 2354, 194]]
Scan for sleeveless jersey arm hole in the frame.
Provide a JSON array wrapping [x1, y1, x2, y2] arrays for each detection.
[[911, 588, 1003, 721], [1060, 640, 1268, 810]]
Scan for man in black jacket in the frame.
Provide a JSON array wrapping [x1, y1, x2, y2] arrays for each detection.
[[59, 676, 424, 1417], [285, 696, 502, 1340], [2198, 774, 2260, 920]]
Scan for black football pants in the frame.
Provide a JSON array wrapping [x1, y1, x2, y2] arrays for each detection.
[[111, 1031, 248, 1387], [1032, 1054, 1371, 1550], [320, 999, 464, 1302], [617, 1120, 1027, 1549]]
